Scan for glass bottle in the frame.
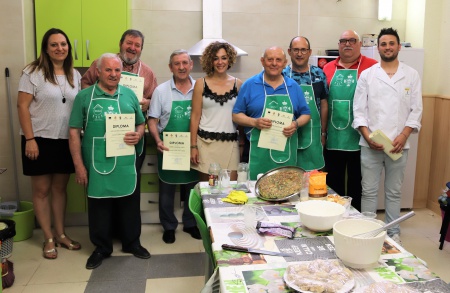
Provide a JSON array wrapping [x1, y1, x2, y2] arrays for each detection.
[[208, 163, 220, 193], [237, 163, 248, 183]]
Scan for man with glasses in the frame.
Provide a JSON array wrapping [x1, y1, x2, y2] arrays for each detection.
[[283, 36, 329, 171], [322, 30, 377, 211]]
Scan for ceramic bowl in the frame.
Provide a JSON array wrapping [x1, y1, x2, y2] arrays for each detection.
[[295, 200, 345, 231], [333, 219, 386, 269]]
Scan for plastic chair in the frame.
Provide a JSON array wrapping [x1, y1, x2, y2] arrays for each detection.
[[188, 189, 216, 279]]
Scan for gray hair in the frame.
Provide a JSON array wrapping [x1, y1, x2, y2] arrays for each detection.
[[97, 53, 122, 70], [169, 49, 191, 64]]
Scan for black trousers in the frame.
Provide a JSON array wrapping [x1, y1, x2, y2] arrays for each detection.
[[159, 180, 198, 231], [324, 149, 362, 211], [88, 187, 142, 255]]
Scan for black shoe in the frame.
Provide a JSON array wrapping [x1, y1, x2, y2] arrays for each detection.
[[123, 245, 151, 259], [86, 252, 108, 270], [162, 230, 175, 244], [183, 226, 202, 240]]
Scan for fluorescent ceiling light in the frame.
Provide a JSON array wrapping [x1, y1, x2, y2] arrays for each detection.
[[378, 0, 392, 21]]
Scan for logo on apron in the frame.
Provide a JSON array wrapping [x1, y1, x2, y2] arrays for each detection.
[[303, 91, 312, 103], [93, 104, 103, 121], [335, 74, 345, 86], [344, 74, 355, 87], [281, 100, 291, 112]]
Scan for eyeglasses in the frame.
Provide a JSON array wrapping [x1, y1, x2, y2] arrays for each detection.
[[290, 48, 310, 55], [339, 38, 358, 45]]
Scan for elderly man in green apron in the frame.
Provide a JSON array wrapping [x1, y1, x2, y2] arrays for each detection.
[[322, 30, 377, 211], [233, 47, 311, 180], [80, 29, 158, 209], [283, 36, 329, 171], [69, 53, 150, 270], [148, 50, 200, 244]]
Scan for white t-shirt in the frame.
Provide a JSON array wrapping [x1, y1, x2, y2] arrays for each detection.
[[18, 67, 81, 139]]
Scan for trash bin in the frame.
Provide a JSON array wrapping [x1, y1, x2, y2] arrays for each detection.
[[0, 201, 34, 242]]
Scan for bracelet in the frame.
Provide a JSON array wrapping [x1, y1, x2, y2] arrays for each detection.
[[190, 145, 198, 149], [400, 133, 407, 138], [26, 137, 35, 141], [321, 132, 327, 136], [293, 120, 299, 129]]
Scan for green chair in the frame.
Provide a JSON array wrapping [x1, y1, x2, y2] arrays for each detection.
[[189, 188, 216, 280]]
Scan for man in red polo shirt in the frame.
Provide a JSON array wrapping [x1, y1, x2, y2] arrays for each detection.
[[323, 30, 377, 211]]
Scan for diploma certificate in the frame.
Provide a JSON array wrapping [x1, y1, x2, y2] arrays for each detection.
[[257, 109, 293, 151], [105, 114, 135, 157], [119, 74, 144, 105], [162, 132, 191, 171]]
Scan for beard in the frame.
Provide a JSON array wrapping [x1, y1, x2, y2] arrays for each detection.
[[120, 51, 139, 65], [380, 51, 399, 62]]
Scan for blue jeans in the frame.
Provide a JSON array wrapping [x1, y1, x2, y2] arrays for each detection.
[[360, 147, 408, 236], [159, 180, 198, 231]]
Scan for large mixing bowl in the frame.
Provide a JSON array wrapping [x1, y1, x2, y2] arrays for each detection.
[[295, 200, 345, 231], [333, 219, 386, 269]]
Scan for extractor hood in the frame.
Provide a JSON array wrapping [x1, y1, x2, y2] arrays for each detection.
[[187, 0, 248, 56]]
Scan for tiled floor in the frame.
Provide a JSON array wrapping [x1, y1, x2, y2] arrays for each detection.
[[4, 208, 450, 292]]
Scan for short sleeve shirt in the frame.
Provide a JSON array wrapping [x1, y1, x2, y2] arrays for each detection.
[[18, 67, 81, 139]]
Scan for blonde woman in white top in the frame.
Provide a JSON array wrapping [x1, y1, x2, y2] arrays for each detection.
[[190, 41, 244, 181], [17, 28, 82, 259]]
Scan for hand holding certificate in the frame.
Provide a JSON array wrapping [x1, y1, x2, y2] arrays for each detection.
[[369, 129, 403, 161], [162, 132, 191, 171], [105, 114, 135, 157], [257, 109, 294, 151]]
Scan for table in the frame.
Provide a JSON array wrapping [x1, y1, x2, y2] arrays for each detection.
[[199, 181, 450, 293]]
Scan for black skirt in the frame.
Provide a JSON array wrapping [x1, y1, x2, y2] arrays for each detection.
[[21, 136, 75, 176]]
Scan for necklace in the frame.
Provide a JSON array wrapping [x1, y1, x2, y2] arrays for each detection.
[[56, 75, 66, 103]]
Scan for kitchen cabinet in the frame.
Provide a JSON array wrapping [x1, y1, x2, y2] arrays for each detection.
[[34, 0, 129, 67], [66, 174, 86, 212], [140, 134, 184, 223]]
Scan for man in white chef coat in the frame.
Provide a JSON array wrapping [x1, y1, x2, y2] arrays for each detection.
[[352, 27, 423, 245]]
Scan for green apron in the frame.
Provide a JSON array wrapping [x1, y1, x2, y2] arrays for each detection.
[[121, 70, 144, 156], [83, 85, 138, 198], [297, 82, 324, 171], [327, 64, 361, 151], [248, 77, 297, 180], [157, 87, 198, 184]]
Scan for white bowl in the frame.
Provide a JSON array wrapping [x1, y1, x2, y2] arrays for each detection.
[[333, 219, 386, 269], [295, 200, 345, 231]]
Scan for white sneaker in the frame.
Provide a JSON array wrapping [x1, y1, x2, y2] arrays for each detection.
[[391, 234, 403, 247]]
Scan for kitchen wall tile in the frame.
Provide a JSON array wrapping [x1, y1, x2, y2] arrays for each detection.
[[222, 13, 261, 47], [131, 0, 153, 11], [223, 0, 261, 13], [151, 0, 201, 12], [260, 0, 297, 15], [133, 11, 202, 45]]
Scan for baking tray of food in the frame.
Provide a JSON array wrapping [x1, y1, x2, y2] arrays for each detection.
[[255, 166, 304, 202]]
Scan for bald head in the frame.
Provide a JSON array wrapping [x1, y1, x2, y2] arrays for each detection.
[[261, 46, 287, 80], [338, 30, 362, 63], [263, 46, 286, 59]]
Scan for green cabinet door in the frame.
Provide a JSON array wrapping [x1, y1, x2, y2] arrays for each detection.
[[35, 0, 83, 66], [35, 0, 129, 67], [81, 0, 129, 65]]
